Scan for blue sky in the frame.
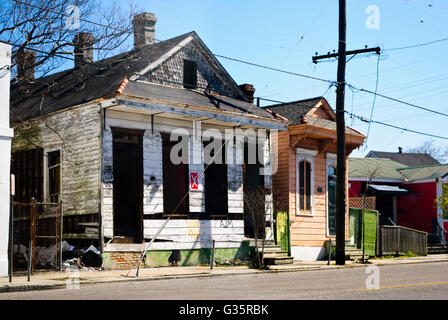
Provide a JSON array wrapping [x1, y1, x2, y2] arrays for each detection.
[[130, 0, 448, 160], [36, 0, 446, 160]]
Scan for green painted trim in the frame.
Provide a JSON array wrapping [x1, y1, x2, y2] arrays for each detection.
[[144, 242, 251, 267]]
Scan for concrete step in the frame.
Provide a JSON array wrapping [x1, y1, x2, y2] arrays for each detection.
[[262, 252, 290, 259], [264, 256, 294, 265], [256, 247, 286, 254]]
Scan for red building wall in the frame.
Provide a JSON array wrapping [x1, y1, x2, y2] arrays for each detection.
[[396, 182, 437, 233], [348, 179, 437, 234]]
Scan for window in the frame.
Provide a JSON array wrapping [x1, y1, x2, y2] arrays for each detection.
[[183, 59, 197, 89], [298, 160, 312, 212], [296, 149, 316, 215], [47, 150, 60, 203]]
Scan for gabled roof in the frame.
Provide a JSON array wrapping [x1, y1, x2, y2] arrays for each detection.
[[264, 97, 364, 138], [10, 31, 259, 123], [366, 150, 440, 166], [264, 97, 325, 125]]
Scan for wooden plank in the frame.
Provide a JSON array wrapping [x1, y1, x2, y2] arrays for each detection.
[[143, 227, 244, 237], [144, 219, 244, 228]]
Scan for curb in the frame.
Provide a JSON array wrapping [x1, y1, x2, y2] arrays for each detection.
[[1, 258, 447, 293]]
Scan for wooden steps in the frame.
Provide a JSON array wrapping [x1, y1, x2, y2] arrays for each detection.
[[345, 247, 369, 262], [428, 243, 448, 254], [248, 240, 294, 266]]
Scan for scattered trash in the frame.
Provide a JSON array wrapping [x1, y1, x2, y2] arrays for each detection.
[[35, 244, 57, 268], [80, 245, 103, 268]]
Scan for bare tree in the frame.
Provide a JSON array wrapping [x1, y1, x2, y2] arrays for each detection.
[[244, 186, 283, 269], [0, 0, 139, 81], [406, 140, 448, 164]]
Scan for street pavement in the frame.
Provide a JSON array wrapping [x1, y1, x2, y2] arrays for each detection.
[[0, 259, 448, 300]]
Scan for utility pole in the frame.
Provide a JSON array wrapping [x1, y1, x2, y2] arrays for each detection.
[[335, 0, 347, 266], [312, 1, 380, 265]]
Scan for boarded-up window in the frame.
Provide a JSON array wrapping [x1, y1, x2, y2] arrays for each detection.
[[204, 139, 228, 215], [183, 59, 197, 89], [11, 148, 44, 202]]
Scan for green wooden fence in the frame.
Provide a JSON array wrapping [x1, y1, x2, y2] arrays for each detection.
[[276, 211, 291, 255], [349, 208, 378, 257]]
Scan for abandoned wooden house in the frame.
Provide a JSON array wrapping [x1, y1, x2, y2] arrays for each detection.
[[10, 12, 287, 269], [266, 97, 366, 261]]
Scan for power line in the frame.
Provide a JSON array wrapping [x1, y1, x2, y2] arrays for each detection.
[[384, 36, 448, 52], [347, 84, 448, 118], [346, 111, 448, 140]]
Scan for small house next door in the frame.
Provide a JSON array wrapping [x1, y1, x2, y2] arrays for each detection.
[[112, 128, 144, 243]]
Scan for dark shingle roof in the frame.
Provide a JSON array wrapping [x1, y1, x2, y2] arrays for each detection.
[[11, 32, 195, 122], [11, 31, 267, 123], [366, 151, 440, 166], [264, 97, 365, 137], [264, 97, 322, 125]]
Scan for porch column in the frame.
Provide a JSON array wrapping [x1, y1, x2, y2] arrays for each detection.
[[189, 121, 205, 212], [0, 42, 13, 277]]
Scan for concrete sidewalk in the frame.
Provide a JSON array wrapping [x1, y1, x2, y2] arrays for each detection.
[[1, 254, 447, 293]]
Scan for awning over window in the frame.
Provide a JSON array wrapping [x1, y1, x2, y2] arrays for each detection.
[[368, 184, 409, 195]]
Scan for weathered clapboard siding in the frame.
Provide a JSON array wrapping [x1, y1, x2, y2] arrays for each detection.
[[12, 103, 102, 217], [143, 41, 241, 99], [101, 112, 250, 238], [143, 219, 245, 249], [143, 130, 164, 214]]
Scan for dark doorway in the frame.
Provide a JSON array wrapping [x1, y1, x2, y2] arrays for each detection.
[[162, 133, 189, 215], [204, 139, 228, 215], [112, 128, 143, 243], [243, 141, 265, 238], [376, 195, 394, 225]]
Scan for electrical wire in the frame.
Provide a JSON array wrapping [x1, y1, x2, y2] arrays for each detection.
[[384, 36, 448, 52], [364, 54, 381, 148]]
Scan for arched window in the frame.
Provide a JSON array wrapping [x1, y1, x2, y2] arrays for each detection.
[[296, 149, 316, 215], [299, 160, 312, 212]]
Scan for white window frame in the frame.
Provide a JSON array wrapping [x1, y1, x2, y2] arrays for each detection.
[[326, 153, 337, 237], [296, 148, 317, 216]]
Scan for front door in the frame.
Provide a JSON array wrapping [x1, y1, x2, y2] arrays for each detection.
[[328, 165, 337, 236], [112, 129, 143, 243]]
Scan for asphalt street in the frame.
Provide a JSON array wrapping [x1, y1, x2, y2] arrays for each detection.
[[0, 261, 447, 300]]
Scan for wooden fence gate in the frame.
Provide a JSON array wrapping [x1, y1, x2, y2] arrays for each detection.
[[276, 211, 290, 255]]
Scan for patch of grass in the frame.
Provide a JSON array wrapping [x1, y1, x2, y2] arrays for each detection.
[[405, 251, 418, 257]]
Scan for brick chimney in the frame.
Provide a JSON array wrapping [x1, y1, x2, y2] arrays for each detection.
[[132, 13, 157, 48], [239, 84, 256, 103], [16, 48, 36, 82], [73, 32, 94, 68]]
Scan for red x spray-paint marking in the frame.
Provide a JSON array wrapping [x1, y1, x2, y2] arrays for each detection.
[[190, 172, 199, 190]]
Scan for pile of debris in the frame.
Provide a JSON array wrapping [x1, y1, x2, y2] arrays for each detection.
[[61, 242, 103, 271]]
